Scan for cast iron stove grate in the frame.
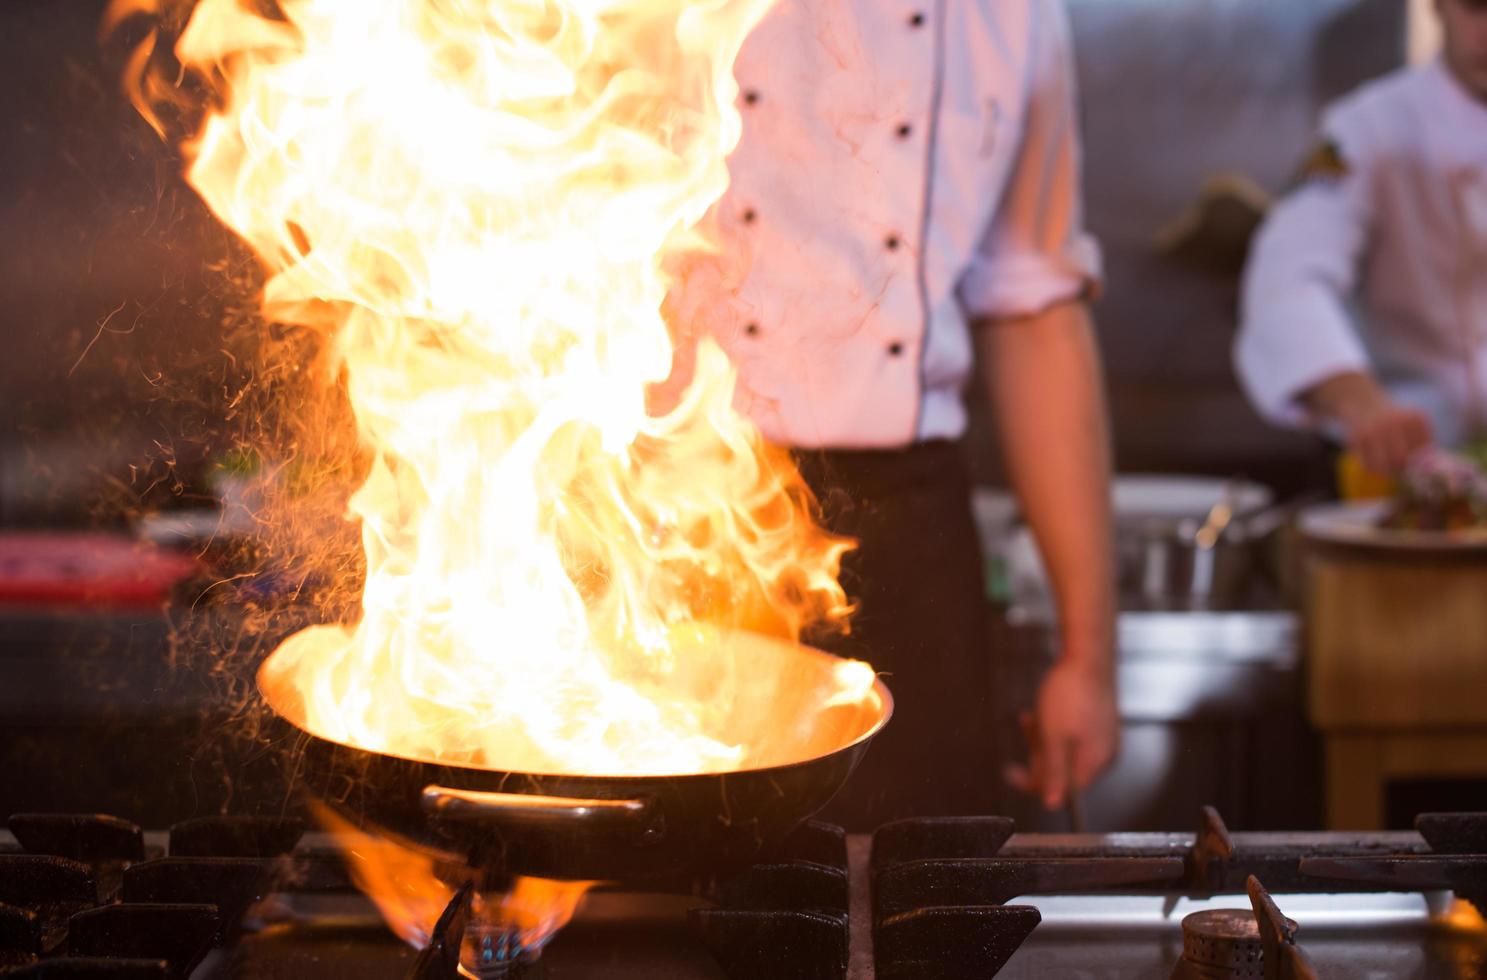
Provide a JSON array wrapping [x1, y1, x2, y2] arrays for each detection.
[[0, 813, 305, 979], [3, 807, 1486, 978], [407, 819, 852, 980], [868, 807, 1487, 979], [0, 812, 855, 980]]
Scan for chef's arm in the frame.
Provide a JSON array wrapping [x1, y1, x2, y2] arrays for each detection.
[[973, 300, 1118, 809], [1235, 134, 1433, 472]]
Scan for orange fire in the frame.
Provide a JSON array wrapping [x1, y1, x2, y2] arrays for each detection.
[[314, 802, 593, 964], [108, 0, 878, 778]]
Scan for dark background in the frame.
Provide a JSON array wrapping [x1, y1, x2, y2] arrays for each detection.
[[1, 0, 246, 528]]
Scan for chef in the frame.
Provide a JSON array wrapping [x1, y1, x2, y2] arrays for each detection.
[[1235, 0, 1487, 475], [669, 0, 1117, 824]]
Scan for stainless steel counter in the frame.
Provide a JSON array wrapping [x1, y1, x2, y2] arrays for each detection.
[[1117, 609, 1299, 722]]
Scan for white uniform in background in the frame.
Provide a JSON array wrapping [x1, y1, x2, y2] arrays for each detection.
[[1235, 59, 1487, 447]]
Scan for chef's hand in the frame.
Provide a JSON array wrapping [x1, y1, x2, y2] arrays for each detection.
[[1006, 659, 1118, 811], [1344, 401, 1434, 476], [1304, 372, 1434, 474]]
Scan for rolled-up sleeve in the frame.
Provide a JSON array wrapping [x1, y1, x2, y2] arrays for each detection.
[[958, 0, 1101, 321], [1235, 115, 1375, 428]]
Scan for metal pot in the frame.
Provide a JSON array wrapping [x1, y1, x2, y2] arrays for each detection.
[[1114, 477, 1269, 607], [1125, 491, 1310, 608], [999, 476, 1279, 616], [257, 632, 891, 881], [1128, 518, 1256, 606]]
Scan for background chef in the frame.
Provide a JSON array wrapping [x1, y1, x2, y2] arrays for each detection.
[[1236, 0, 1487, 475], [669, 0, 1118, 825]]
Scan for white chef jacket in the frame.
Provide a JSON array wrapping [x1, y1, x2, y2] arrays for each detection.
[[1236, 59, 1487, 447], [670, 0, 1101, 450]]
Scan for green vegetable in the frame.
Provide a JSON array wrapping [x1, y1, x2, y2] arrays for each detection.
[[1463, 437, 1487, 472]]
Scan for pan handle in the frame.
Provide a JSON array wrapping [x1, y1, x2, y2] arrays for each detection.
[[421, 784, 660, 837]]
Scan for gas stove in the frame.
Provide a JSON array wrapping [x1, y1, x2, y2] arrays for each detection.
[[1, 807, 1484, 978]]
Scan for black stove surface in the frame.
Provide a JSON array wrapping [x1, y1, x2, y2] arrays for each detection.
[[212, 892, 731, 980], [2, 809, 1486, 979]]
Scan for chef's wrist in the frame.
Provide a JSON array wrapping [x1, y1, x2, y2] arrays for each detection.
[[1057, 628, 1116, 678], [1303, 370, 1391, 431], [1050, 572, 1117, 677]]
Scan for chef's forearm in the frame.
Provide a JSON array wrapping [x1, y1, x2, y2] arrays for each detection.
[[1233, 170, 1373, 428], [1299, 370, 1391, 429], [974, 301, 1116, 672]]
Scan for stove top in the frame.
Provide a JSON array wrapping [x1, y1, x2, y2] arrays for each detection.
[[1, 807, 1484, 978]]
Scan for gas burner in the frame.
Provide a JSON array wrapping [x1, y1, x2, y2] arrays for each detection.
[[406, 820, 854, 980], [1173, 909, 1271, 979], [1169, 878, 1318, 980]]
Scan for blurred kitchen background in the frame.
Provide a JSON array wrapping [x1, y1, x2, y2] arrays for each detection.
[[4, 0, 1484, 833]]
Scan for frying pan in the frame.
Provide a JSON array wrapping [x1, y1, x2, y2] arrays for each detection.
[[257, 630, 891, 880]]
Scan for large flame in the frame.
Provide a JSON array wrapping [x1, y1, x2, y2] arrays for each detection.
[[110, 0, 873, 777]]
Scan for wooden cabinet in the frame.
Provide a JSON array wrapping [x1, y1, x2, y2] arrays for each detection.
[[1306, 543, 1487, 828]]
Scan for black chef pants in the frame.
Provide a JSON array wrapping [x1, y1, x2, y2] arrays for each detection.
[[796, 440, 999, 831]]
